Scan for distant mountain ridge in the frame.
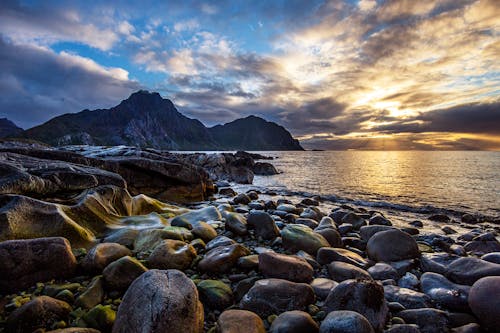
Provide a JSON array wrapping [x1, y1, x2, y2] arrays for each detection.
[[23, 90, 303, 150], [0, 118, 23, 138]]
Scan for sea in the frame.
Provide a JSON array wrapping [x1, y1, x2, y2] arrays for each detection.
[[238, 151, 500, 219]]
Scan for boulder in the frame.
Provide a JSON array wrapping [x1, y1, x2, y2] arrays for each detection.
[[103, 229, 139, 249], [282, 224, 330, 255], [324, 279, 389, 332], [146, 239, 196, 270], [327, 261, 372, 282], [198, 244, 251, 274], [270, 311, 319, 333], [216, 309, 265, 333], [481, 252, 500, 264], [197, 280, 234, 310], [464, 240, 500, 256], [82, 304, 116, 331], [253, 162, 279, 175], [341, 212, 367, 229], [319, 310, 374, 333], [113, 269, 203, 333], [311, 278, 338, 300], [398, 308, 449, 333], [315, 228, 342, 248], [74, 276, 104, 310], [367, 229, 420, 262], [224, 212, 248, 235], [247, 211, 280, 240], [383, 285, 432, 309], [368, 263, 399, 281], [446, 257, 500, 285], [360, 225, 395, 241], [259, 252, 314, 283], [103, 256, 148, 290], [421, 272, 470, 311], [421, 253, 460, 275], [205, 236, 236, 252], [0, 237, 76, 293], [240, 278, 315, 317], [81, 242, 131, 273], [468, 276, 500, 331], [317, 247, 368, 267], [6, 296, 72, 333]]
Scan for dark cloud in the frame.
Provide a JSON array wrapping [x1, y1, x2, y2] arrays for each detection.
[[373, 102, 500, 134], [0, 36, 140, 128]]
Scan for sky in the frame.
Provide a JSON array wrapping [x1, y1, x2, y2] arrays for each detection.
[[0, 0, 499, 150]]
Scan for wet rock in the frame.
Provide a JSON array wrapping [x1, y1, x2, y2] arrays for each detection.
[[385, 324, 421, 333], [259, 251, 314, 283], [0, 237, 77, 293], [253, 162, 279, 175], [461, 214, 478, 224], [146, 239, 196, 270], [192, 221, 218, 242], [296, 250, 321, 269], [134, 228, 188, 258], [103, 229, 139, 249], [238, 254, 260, 269], [317, 247, 368, 267], [398, 308, 449, 333], [113, 269, 203, 333], [197, 279, 233, 310], [368, 263, 399, 281], [234, 277, 260, 301], [240, 278, 315, 317], [421, 272, 470, 312], [282, 224, 330, 255], [315, 228, 343, 247], [216, 309, 266, 333], [219, 187, 237, 196], [247, 211, 280, 240], [6, 296, 72, 333], [429, 214, 451, 222], [442, 226, 457, 235], [319, 310, 374, 333], [360, 226, 395, 241], [369, 214, 392, 226], [198, 244, 251, 274], [324, 279, 389, 332], [234, 193, 251, 205], [464, 240, 500, 256], [171, 206, 221, 226], [224, 212, 248, 235], [468, 276, 500, 331], [481, 252, 500, 264], [341, 212, 367, 229], [296, 218, 319, 229], [451, 323, 481, 333], [103, 256, 148, 290], [82, 304, 116, 331], [327, 261, 372, 282], [277, 204, 301, 214], [367, 229, 420, 262], [420, 253, 461, 275], [383, 285, 432, 309], [398, 272, 420, 290], [270, 310, 319, 333], [81, 242, 132, 273], [74, 276, 104, 310], [206, 235, 236, 252], [311, 278, 338, 300], [446, 257, 500, 285]]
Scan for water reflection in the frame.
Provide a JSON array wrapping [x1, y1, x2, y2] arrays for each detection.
[[253, 151, 500, 216]]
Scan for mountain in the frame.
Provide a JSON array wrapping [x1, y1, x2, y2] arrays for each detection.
[[24, 90, 303, 150], [0, 118, 23, 138], [209, 116, 303, 150]]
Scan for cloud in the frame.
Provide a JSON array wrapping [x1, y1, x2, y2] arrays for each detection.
[[0, 1, 119, 50], [0, 36, 140, 128], [173, 18, 200, 32]]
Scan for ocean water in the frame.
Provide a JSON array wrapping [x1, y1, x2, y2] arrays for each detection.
[[248, 151, 500, 218]]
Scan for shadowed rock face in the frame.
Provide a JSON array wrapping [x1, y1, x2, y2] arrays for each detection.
[[24, 90, 303, 150]]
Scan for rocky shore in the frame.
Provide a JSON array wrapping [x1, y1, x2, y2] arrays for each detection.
[[0, 143, 499, 333]]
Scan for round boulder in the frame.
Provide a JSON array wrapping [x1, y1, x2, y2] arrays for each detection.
[[113, 269, 204, 333], [367, 229, 419, 262], [270, 310, 319, 333], [319, 310, 374, 333], [147, 239, 197, 270], [216, 309, 265, 333], [468, 276, 500, 331], [259, 252, 314, 283]]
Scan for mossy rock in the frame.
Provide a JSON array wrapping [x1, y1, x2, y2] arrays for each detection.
[[82, 304, 116, 331], [197, 280, 234, 310]]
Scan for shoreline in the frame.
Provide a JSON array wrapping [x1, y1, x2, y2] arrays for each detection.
[[1, 146, 499, 332]]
